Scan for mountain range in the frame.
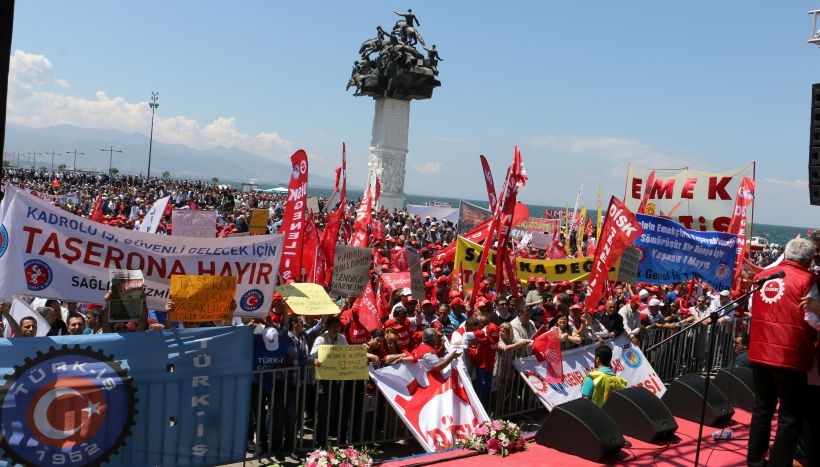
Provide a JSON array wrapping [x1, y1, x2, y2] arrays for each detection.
[[2, 123, 338, 188]]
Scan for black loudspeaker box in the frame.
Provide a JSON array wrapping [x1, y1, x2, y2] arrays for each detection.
[[602, 386, 678, 443], [713, 367, 756, 412], [535, 398, 625, 462], [661, 374, 735, 427]]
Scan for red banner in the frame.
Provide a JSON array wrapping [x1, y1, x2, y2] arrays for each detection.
[[584, 196, 642, 310], [381, 272, 411, 291], [727, 177, 756, 291], [278, 150, 309, 282], [350, 186, 373, 247], [532, 328, 563, 383], [430, 218, 491, 266], [479, 154, 498, 210], [352, 280, 383, 331]]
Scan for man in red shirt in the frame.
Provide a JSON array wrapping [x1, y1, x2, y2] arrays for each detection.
[[747, 238, 820, 467], [342, 305, 370, 345], [469, 307, 500, 409]]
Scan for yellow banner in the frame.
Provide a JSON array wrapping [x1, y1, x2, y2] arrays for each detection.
[[276, 282, 339, 316], [455, 236, 620, 288], [316, 345, 369, 380], [249, 209, 269, 235], [169, 274, 237, 322]]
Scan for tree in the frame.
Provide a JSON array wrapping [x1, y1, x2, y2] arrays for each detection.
[[211, 177, 219, 184], [162, 171, 171, 179], [110, 168, 119, 175], [57, 164, 67, 170], [2, 160, 9, 167]]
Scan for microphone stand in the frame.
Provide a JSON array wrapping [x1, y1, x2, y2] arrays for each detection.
[[646, 284, 758, 467]]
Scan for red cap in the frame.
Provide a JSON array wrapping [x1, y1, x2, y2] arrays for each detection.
[[450, 297, 464, 307], [420, 299, 432, 307], [272, 292, 284, 302], [631, 294, 641, 302], [536, 277, 547, 284], [528, 276, 536, 282]]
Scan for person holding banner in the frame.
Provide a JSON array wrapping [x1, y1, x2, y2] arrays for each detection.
[[1, 301, 37, 337], [413, 328, 462, 374]]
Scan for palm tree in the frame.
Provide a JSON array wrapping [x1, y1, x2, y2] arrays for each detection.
[[110, 168, 119, 175], [57, 164, 67, 170], [211, 177, 219, 184], [162, 171, 171, 179]]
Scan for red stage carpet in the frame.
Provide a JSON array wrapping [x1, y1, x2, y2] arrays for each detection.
[[381, 409, 753, 466]]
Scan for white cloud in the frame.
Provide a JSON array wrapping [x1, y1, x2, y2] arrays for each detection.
[[760, 177, 807, 190], [410, 161, 444, 174], [530, 134, 683, 169], [432, 135, 472, 144], [7, 49, 293, 162]]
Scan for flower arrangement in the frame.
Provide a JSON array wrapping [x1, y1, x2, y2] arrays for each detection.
[[458, 419, 527, 457], [302, 445, 375, 467]]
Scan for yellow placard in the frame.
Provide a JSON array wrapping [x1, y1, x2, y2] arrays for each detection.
[[169, 275, 237, 322], [315, 345, 368, 380], [249, 209, 269, 235], [276, 282, 339, 316]]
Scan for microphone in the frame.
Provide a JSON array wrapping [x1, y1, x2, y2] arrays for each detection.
[[754, 270, 785, 286]]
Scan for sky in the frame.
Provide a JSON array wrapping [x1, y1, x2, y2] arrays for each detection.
[[5, 1, 820, 226]]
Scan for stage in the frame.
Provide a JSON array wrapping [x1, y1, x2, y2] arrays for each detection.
[[381, 409, 753, 466]]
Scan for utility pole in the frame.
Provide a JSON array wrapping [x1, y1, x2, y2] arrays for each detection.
[[44, 150, 61, 172], [66, 148, 84, 171], [28, 151, 42, 169], [147, 91, 159, 179], [101, 146, 123, 174]]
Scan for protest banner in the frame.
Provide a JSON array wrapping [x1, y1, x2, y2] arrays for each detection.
[[380, 272, 411, 292], [624, 163, 755, 233], [169, 274, 237, 322], [306, 196, 321, 214], [172, 209, 217, 238], [633, 214, 737, 290], [279, 149, 309, 282], [3, 297, 50, 337], [369, 355, 489, 452], [0, 185, 282, 317], [0, 327, 252, 466], [617, 247, 641, 284], [276, 282, 339, 315], [137, 196, 170, 233], [456, 200, 491, 234], [513, 335, 665, 410], [530, 232, 552, 250], [315, 345, 369, 380], [249, 209, 269, 235], [511, 217, 559, 238], [454, 236, 619, 289], [108, 269, 145, 322], [406, 204, 459, 225], [329, 245, 372, 297], [29, 190, 80, 206], [406, 249, 426, 300]]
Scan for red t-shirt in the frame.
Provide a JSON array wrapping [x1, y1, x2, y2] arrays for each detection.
[[470, 322, 500, 370]]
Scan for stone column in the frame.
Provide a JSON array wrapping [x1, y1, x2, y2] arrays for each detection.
[[367, 97, 410, 211]]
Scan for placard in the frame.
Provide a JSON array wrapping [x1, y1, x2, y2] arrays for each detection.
[[276, 282, 339, 315], [330, 245, 372, 298], [169, 274, 238, 322], [617, 247, 641, 284], [407, 250, 425, 300], [172, 209, 217, 238], [315, 344, 369, 380], [307, 196, 321, 214], [109, 269, 144, 322], [249, 209, 269, 235]]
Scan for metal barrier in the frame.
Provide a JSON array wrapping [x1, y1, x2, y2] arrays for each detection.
[[247, 320, 745, 458], [639, 317, 749, 382]]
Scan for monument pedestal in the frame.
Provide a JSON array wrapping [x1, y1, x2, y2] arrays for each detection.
[[368, 97, 410, 211]]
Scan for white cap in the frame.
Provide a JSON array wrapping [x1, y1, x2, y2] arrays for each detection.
[[401, 287, 412, 296], [648, 298, 662, 307], [638, 289, 650, 298], [719, 290, 731, 297]]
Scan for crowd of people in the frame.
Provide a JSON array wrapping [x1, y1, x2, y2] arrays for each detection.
[[1, 168, 818, 466]]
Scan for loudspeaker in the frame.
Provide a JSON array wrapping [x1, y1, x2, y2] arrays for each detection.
[[535, 398, 625, 462], [810, 83, 820, 206], [661, 374, 735, 427], [602, 387, 678, 443], [713, 367, 756, 412]]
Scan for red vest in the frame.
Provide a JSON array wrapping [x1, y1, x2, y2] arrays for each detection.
[[748, 260, 817, 371], [412, 343, 440, 361]]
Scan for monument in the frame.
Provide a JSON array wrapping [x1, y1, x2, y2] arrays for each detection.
[[348, 9, 442, 210]]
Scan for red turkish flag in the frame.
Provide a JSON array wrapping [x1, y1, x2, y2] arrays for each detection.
[[90, 195, 104, 223], [352, 280, 383, 331], [532, 328, 563, 383]]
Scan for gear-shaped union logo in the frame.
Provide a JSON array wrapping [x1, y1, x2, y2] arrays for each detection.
[[759, 277, 785, 304], [0, 346, 137, 466]]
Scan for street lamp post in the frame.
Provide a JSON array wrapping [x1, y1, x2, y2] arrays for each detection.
[[66, 149, 84, 172], [147, 91, 159, 179], [44, 150, 61, 172], [101, 145, 123, 174], [28, 151, 41, 169]]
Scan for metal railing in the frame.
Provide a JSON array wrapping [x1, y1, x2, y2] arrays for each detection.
[[247, 320, 746, 459]]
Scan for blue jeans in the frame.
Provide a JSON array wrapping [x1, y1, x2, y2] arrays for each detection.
[[473, 367, 493, 409]]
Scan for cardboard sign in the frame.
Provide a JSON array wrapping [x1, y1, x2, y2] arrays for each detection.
[[109, 269, 144, 322], [330, 245, 372, 298], [316, 344, 369, 380], [249, 209, 269, 235], [407, 250, 425, 300], [169, 275, 238, 322], [617, 247, 641, 284], [172, 209, 217, 238], [307, 196, 321, 214], [276, 282, 339, 316], [530, 232, 552, 250]]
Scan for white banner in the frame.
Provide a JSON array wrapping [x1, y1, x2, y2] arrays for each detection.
[[137, 196, 170, 233], [513, 336, 666, 410], [406, 205, 459, 225], [172, 209, 217, 238], [0, 186, 283, 318], [369, 358, 489, 452], [29, 190, 80, 206], [3, 297, 50, 337], [625, 164, 754, 232]]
